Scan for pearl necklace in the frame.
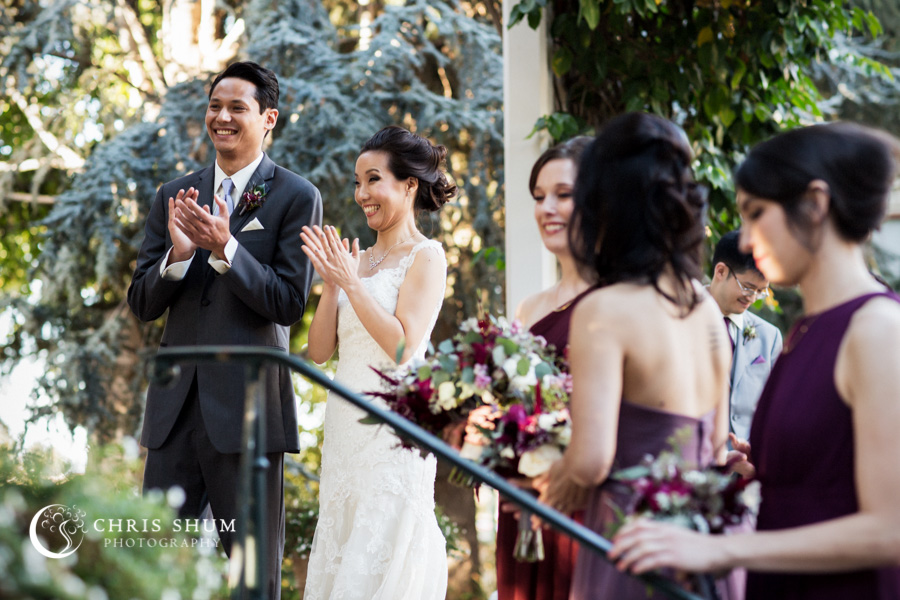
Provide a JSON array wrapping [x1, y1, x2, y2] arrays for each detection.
[[368, 233, 416, 270]]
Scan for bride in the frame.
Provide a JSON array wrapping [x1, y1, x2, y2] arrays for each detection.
[[299, 125, 456, 600]]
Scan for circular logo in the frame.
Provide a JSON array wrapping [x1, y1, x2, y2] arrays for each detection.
[[29, 504, 87, 559]]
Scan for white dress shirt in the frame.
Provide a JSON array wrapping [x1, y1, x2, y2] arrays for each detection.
[[724, 312, 745, 349]]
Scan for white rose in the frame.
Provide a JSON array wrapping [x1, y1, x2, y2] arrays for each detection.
[[537, 413, 558, 431], [502, 357, 519, 379], [555, 423, 572, 447], [517, 444, 563, 478], [509, 375, 532, 393], [500, 447, 517, 460], [434, 381, 458, 412], [459, 441, 484, 461]]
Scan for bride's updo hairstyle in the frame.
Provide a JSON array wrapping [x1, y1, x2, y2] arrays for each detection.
[[735, 122, 899, 246], [570, 112, 708, 312], [361, 125, 458, 214]]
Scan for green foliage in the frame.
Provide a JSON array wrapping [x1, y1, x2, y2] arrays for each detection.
[[0, 441, 228, 599], [0, 201, 50, 301], [508, 0, 892, 241], [813, 0, 900, 134], [1, 0, 503, 442]]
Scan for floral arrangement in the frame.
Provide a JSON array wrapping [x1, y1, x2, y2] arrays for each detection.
[[471, 404, 571, 478], [369, 314, 572, 562], [238, 182, 269, 215], [369, 314, 571, 469], [609, 427, 761, 536]]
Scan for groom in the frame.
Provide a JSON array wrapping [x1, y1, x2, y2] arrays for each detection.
[[128, 61, 322, 598]]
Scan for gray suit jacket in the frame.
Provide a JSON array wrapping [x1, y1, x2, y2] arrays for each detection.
[[128, 154, 323, 454], [729, 311, 783, 441]]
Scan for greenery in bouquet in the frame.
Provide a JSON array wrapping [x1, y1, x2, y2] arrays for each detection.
[[609, 427, 761, 536]]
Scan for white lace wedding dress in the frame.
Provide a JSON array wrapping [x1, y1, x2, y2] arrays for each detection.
[[303, 239, 448, 600]]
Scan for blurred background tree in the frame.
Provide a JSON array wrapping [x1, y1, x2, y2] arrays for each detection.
[[508, 0, 900, 331], [2, 0, 501, 595], [510, 0, 899, 237], [1, 0, 504, 443]]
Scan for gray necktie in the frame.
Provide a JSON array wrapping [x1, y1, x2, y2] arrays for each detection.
[[221, 177, 235, 215]]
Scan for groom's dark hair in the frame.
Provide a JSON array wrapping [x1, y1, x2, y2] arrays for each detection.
[[712, 231, 762, 277], [209, 61, 279, 113]]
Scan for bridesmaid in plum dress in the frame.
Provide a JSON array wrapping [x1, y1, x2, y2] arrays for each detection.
[[536, 113, 733, 599], [495, 137, 592, 600], [611, 122, 900, 599]]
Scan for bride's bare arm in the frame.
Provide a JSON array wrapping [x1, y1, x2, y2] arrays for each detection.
[[301, 225, 342, 363], [344, 245, 445, 364], [306, 283, 339, 364]]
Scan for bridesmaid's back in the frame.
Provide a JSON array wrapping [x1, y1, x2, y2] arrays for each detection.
[[574, 278, 730, 421]]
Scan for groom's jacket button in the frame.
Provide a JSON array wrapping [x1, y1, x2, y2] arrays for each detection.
[[201, 299, 211, 307]]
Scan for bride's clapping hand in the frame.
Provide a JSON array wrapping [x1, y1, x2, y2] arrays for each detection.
[[301, 225, 360, 289]]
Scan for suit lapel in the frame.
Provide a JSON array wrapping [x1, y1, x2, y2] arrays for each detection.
[[230, 153, 276, 235], [731, 315, 758, 392], [196, 166, 216, 268]]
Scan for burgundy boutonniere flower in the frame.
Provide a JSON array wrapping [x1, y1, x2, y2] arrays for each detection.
[[238, 183, 269, 216]]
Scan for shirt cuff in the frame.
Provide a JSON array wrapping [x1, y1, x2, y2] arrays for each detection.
[[209, 236, 238, 274], [160, 247, 194, 280]]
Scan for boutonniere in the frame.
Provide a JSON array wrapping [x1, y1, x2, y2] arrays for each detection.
[[238, 183, 269, 216], [743, 324, 757, 342]]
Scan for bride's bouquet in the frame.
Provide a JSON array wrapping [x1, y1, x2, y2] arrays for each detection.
[[368, 314, 572, 562]]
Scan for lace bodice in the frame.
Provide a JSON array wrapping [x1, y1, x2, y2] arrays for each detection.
[[333, 238, 445, 390], [304, 239, 448, 600]]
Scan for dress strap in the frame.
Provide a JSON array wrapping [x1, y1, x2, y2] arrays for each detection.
[[398, 239, 445, 274]]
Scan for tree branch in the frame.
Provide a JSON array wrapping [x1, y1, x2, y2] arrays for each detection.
[[115, 0, 168, 91], [6, 87, 85, 170], [3, 191, 56, 204]]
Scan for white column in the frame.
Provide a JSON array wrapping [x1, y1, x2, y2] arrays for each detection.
[[503, 1, 557, 318]]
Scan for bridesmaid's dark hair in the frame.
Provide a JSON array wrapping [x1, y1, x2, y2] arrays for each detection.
[[735, 122, 899, 244], [570, 112, 708, 312], [529, 136, 593, 196], [361, 126, 457, 214]]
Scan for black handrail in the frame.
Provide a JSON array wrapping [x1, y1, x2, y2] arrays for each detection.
[[152, 346, 707, 600]]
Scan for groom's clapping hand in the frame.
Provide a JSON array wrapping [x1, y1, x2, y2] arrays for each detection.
[[166, 187, 200, 265], [174, 192, 232, 258]]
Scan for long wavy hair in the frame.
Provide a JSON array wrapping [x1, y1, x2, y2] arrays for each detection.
[[569, 112, 708, 312]]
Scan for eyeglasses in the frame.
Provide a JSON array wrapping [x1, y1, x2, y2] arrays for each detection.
[[728, 267, 770, 300]]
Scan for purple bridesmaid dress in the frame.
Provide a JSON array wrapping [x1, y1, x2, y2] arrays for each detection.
[[495, 289, 592, 600], [747, 291, 900, 599], [569, 401, 729, 599]]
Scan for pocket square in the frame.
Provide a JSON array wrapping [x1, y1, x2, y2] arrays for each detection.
[[751, 355, 766, 365], [241, 217, 264, 232]]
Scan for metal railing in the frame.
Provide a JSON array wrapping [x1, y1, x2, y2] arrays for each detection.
[[152, 346, 708, 600]]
